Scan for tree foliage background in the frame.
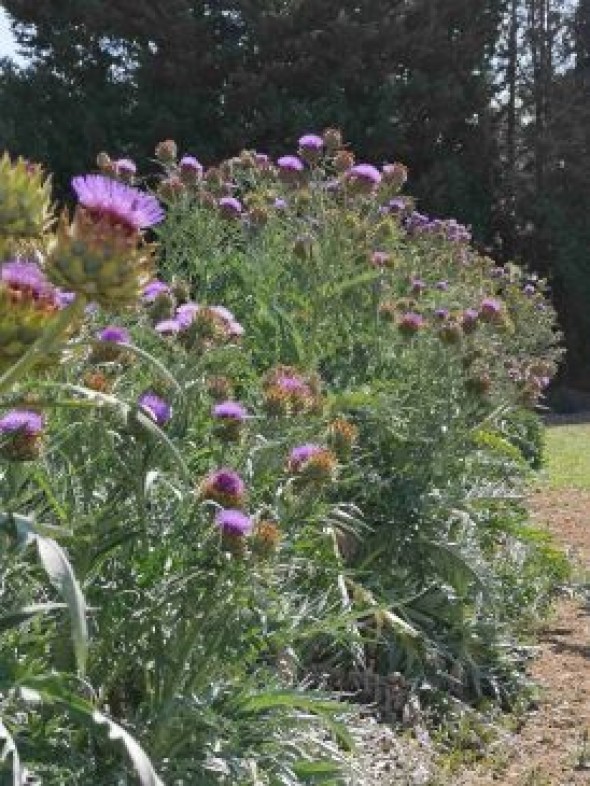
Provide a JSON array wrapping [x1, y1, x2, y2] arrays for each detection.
[[1, 0, 589, 386]]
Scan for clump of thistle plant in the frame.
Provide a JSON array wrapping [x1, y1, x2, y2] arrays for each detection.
[[0, 130, 564, 786]]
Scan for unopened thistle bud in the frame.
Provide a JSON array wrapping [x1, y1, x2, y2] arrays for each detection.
[[333, 149, 355, 173], [252, 520, 281, 556], [0, 153, 53, 256], [158, 176, 185, 201], [83, 370, 113, 393], [322, 128, 343, 152], [438, 321, 463, 345], [382, 162, 408, 191], [96, 151, 115, 175], [327, 418, 358, 459], [155, 139, 178, 164]]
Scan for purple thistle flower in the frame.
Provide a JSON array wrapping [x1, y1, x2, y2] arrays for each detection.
[[404, 211, 430, 234], [370, 251, 391, 268], [97, 325, 130, 344], [218, 196, 243, 217], [277, 155, 305, 173], [298, 134, 324, 151], [410, 278, 427, 294], [215, 508, 253, 536], [114, 158, 136, 177], [274, 197, 288, 210], [480, 297, 502, 318], [228, 320, 245, 338], [213, 401, 248, 421], [387, 197, 408, 213], [523, 284, 536, 296], [276, 374, 310, 394], [56, 289, 76, 308], [436, 280, 449, 291], [180, 155, 203, 175], [434, 308, 450, 320], [0, 410, 44, 436], [288, 443, 322, 471], [155, 318, 182, 335], [138, 392, 172, 426], [206, 468, 246, 498], [1, 259, 54, 299], [72, 174, 165, 230], [176, 302, 200, 327], [398, 312, 425, 334], [347, 164, 382, 187], [462, 308, 479, 333], [143, 280, 171, 302]]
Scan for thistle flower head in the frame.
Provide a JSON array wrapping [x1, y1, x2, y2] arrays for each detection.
[[252, 520, 281, 555], [480, 297, 503, 319], [213, 401, 248, 421], [287, 443, 322, 472], [72, 174, 165, 231], [346, 164, 382, 190], [0, 152, 53, 243], [382, 162, 408, 187], [56, 290, 76, 308], [0, 259, 65, 371], [298, 134, 324, 151], [322, 128, 343, 150], [461, 308, 479, 333], [143, 279, 171, 302], [97, 325, 130, 344], [398, 312, 425, 335], [277, 155, 305, 173], [0, 409, 44, 436], [176, 302, 200, 327], [1, 259, 56, 302], [201, 468, 246, 508], [287, 443, 337, 483], [180, 156, 203, 175], [138, 392, 172, 426], [275, 374, 310, 394], [0, 409, 45, 460], [215, 508, 253, 537], [114, 159, 136, 179], [370, 251, 392, 268], [155, 318, 182, 335], [218, 196, 242, 217]]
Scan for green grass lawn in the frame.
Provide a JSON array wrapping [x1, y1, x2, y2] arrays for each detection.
[[544, 423, 590, 490]]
